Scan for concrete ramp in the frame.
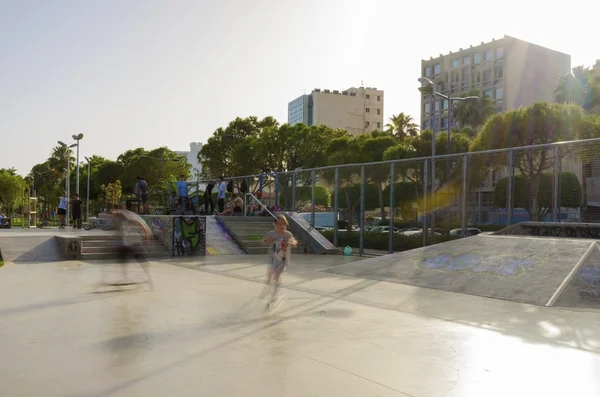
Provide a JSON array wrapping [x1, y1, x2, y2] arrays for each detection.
[[325, 235, 592, 306], [552, 242, 600, 308], [0, 234, 62, 263]]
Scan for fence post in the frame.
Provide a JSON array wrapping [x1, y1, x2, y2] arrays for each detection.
[[423, 159, 429, 247], [553, 145, 560, 222], [388, 163, 395, 254], [291, 171, 297, 212], [259, 174, 263, 196], [359, 165, 365, 256], [274, 173, 279, 209], [462, 154, 468, 235], [311, 169, 316, 227], [333, 167, 339, 248], [507, 150, 514, 226]]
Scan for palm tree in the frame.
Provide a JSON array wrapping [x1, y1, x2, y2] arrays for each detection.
[[385, 113, 419, 140], [47, 145, 75, 173], [554, 66, 594, 109], [452, 89, 494, 129]]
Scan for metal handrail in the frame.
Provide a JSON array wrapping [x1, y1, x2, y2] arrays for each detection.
[[192, 136, 600, 183], [244, 193, 276, 220]]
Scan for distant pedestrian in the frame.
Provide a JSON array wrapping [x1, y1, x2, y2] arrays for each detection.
[[135, 176, 149, 213], [204, 180, 215, 215], [58, 192, 68, 229], [71, 194, 83, 229], [176, 175, 188, 212], [217, 176, 226, 214]]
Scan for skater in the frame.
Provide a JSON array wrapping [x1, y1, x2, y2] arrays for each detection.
[[57, 192, 68, 229], [112, 206, 154, 289], [70, 194, 83, 229], [261, 214, 297, 309]]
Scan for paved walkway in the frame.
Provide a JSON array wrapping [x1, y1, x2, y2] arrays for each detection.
[[1, 255, 600, 396]]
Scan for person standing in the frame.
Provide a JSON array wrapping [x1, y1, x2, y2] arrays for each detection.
[[58, 192, 68, 229], [135, 176, 149, 214], [176, 175, 188, 213], [204, 180, 215, 215], [71, 194, 83, 229], [217, 176, 226, 214]]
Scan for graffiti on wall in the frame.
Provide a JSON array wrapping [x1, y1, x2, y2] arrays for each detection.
[[173, 216, 206, 256], [206, 218, 245, 255], [415, 252, 544, 278], [522, 223, 600, 239], [148, 217, 173, 251]]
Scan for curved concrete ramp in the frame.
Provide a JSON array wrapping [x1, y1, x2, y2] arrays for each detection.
[[324, 235, 592, 306]]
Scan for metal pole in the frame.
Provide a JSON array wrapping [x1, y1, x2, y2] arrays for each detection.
[[333, 167, 339, 248], [75, 141, 80, 195], [507, 150, 514, 226], [423, 159, 429, 247], [359, 166, 365, 256], [553, 146, 560, 222], [310, 169, 316, 227], [86, 161, 90, 222], [461, 155, 468, 236], [431, 89, 436, 243], [447, 98, 452, 186], [66, 151, 70, 225], [274, 173, 279, 208], [291, 171, 297, 211], [388, 163, 395, 254]]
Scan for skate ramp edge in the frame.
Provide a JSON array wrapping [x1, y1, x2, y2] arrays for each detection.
[[284, 212, 338, 255], [324, 235, 598, 307], [0, 235, 69, 263]]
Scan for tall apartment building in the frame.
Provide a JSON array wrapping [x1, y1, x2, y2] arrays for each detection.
[[288, 86, 384, 135], [420, 35, 571, 131], [175, 142, 203, 179]]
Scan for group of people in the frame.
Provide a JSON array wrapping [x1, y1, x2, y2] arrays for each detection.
[[57, 191, 83, 229]]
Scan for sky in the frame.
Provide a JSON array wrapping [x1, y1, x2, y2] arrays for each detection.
[[1, 0, 598, 175]]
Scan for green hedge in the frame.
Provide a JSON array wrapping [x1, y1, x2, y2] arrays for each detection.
[[279, 186, 331, 207], [321, 230, 456, 252]]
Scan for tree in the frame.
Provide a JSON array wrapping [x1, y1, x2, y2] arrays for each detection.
[[471, 102, 600, 220], [494, 172, 582, 220], [0, 170, 27, 214], [385, 113, 419, 139], [99, 181, 123, 209], [555, 62, 600, 114], [452, 89, 494, 129]]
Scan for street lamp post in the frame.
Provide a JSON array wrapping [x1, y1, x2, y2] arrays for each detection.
[[418, 77, 479, 229], [58, 141, 77, 226], [72, 134, 84, 195], [84, 156, 90, 222]]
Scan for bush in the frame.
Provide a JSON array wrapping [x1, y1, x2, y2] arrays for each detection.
[[279, 186, 331, 207], [332, 184, 380, 210]]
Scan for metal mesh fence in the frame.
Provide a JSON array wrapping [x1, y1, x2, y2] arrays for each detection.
[[192, 138, 600, 255]]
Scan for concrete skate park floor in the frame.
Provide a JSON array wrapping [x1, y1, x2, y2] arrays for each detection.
[[2, 255, 600, 397]]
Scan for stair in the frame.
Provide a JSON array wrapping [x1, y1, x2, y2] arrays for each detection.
[[216, 216, 312, 255], [80, 235, 169, 260]]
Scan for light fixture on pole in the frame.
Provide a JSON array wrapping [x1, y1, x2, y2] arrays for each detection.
[[84, 156, 90, 222], [72, 134, 84, 195], [58, 141, 77, 225]]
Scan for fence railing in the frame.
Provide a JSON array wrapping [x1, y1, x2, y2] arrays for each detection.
[[194, 137, 600, 255]]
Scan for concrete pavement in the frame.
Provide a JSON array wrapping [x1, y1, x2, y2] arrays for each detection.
[[1, 255, 600, 396]]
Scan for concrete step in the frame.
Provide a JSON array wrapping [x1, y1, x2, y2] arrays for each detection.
[[81, 245, 168, 254], [82, 240, 165, 248], [81, 251, 170, 260], [217, 216, 274, 222], [244, 246, 311, 255], [238, 240, 308, 248]]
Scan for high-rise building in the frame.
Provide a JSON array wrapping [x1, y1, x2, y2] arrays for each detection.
[[175, 142, 203, 179], [288, 86, 384, 135], [420, 35, 571, 131]]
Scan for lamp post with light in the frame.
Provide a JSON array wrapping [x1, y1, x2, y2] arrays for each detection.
[[58, 141, 77, 224], [72, 134, 84, 195]]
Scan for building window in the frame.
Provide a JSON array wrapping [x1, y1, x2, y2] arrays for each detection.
[[366, 94, 370, 99], [435, 101, 440, 112], [452, 59, 460, 68], [441, 118, 448, 128], [474, 53, 481, 65], [443, 99, 448, 110], [495, 67, 504, 79], [462, 68, 469, 81], [425, 103, 431, 113], [365, 121, 370, 128], [463, 56, 470, 65], [377, 109, 381, 115], [483, 69, 492, 82], [474, 72, 481, 83], [425, 66, 432, 77], [424, 120, 430, 129], [452, 71, 459, 83], [484, 89, 493, 98], [496, 48, 504, 59], [496, 88, 503, 100], [377, 122, 381, 129], [434, 64, 441, 74], [377, 95, 381, 101], [485, 49, 493, 62], [365, 107, 370, 113]]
